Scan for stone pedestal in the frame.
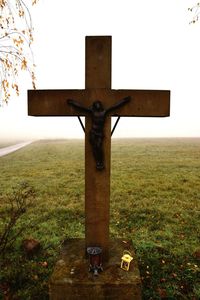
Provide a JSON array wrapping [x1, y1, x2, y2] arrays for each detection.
[[49, 239, 142, 300]]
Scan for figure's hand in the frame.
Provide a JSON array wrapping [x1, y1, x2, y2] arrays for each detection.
[[124, 96, 131, 102], [67, 99, 74, 105]]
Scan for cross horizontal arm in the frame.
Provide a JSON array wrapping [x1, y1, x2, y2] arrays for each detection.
[[28, 89, 170, 117], [28, 90, 87, 116], [110, 89, 170, 117]]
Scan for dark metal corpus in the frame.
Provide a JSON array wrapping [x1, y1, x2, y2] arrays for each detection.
[[77, 115, 122, 137]]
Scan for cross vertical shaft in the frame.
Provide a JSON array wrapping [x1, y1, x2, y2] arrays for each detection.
[[85, 36, 111, 260], [27, 35, 170, 265]]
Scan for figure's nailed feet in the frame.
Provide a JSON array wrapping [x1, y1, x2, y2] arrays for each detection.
[[96, 162, 104, 170]]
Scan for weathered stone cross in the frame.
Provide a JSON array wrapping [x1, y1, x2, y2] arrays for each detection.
[[28, 36, 170, 261]]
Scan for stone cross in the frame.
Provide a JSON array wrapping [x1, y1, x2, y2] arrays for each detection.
[[28, 36, 170, 261]]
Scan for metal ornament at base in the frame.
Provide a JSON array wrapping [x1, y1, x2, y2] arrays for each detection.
[[87, 247, 103, 276]]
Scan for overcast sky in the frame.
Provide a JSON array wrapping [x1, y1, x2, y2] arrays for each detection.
[[0, 0, 200, 140]]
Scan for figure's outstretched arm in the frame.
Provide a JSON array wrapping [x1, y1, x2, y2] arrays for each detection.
[[67, 99, 91, 113], [106, 96, 131, 114]]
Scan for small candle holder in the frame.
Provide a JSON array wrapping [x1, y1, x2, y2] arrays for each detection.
[[121, 250, 133, 271], [87, 246, 103, 276]]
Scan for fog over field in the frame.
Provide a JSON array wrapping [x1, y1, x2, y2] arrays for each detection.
[[0, 1, 200, 140]]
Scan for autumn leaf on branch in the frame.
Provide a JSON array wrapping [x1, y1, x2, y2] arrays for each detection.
[[0, 0, 38, 104]]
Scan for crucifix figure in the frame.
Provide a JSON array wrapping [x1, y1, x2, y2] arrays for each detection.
[[67, 97, 130, 170], [28, 36, 170, 261]]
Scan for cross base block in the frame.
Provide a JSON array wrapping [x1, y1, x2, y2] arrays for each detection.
[[49, 239, 142, 300]]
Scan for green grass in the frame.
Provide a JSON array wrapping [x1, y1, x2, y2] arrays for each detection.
[[0, 138, 200, 299]]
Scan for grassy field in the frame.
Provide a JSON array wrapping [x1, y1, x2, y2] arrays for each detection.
[[0, 138, 200, 299]]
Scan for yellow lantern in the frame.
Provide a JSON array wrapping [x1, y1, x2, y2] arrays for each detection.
[[121, 250, 133, 271]]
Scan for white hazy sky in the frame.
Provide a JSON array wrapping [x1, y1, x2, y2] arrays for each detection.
[[0, 0, 200, 140]]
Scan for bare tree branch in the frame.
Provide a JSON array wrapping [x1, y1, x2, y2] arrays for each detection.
[[188, 2, 200, 24]]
